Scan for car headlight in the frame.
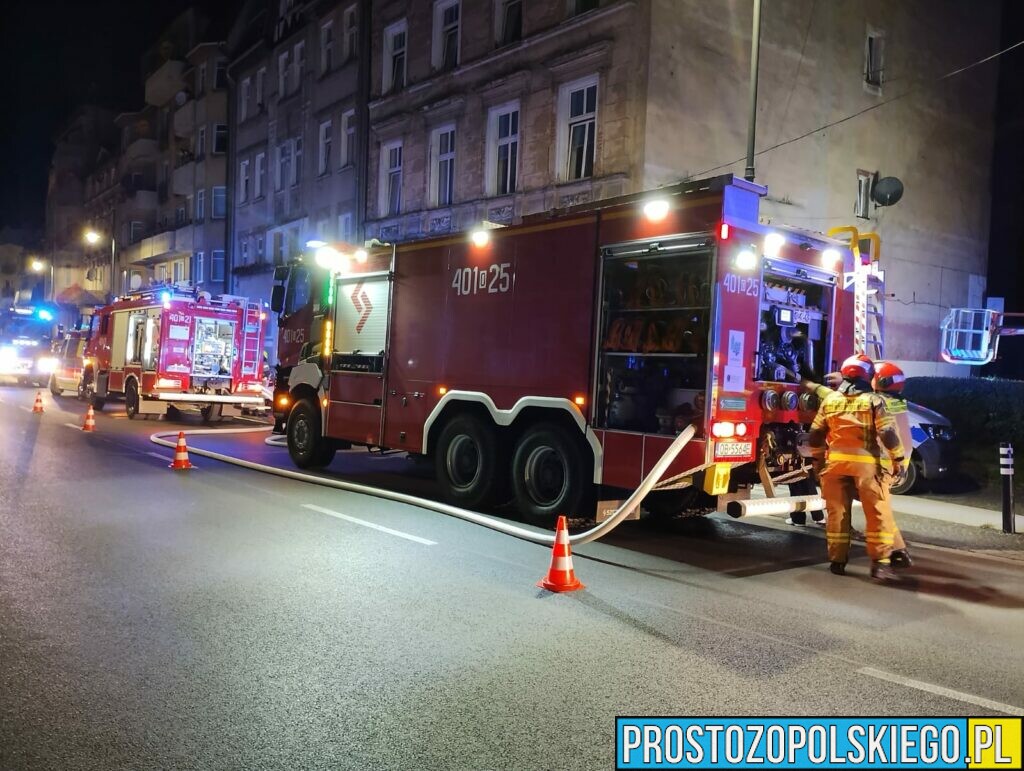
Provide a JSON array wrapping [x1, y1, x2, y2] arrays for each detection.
[[36, 356, 59, 373], [0, 346, 17, 369], [921, 423, 954, 441]]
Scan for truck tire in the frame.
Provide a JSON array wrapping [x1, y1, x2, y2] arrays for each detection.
[[890, 455, 920, 495], [49, 375, 63, 397], [511, 423, 587, 525], [125, 380, 140, 419], [434, 415, 506, 509], [287, 398, 336, 469]]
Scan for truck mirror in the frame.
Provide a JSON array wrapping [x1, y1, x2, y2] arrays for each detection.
[[270, 285, 285, 314]]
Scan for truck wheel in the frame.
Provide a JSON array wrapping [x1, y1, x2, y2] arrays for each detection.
[[511, 423, 587, 525], [890, 455, 920, 495], [125, 380, 140, 419], [201, 403, 223, 424], [434, 415, 506, 509], [49, 375, 63, 397], [287, 398, 336, 469]]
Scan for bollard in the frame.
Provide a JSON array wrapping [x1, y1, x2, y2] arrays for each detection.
[[1000, 442, 1015, 534]]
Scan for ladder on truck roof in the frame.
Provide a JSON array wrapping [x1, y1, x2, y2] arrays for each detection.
[[240, 301, 263, 377], [828, 227, 885, 360], [119, 282, 246, 308]]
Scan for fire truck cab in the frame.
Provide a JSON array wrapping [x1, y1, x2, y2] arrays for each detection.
[[273, 176, 857, 522], [82, 285, 268, 420]]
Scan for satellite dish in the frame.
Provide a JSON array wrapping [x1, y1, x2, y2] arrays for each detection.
[[872, 176, 904, 206], [174, 91, 188, 107]]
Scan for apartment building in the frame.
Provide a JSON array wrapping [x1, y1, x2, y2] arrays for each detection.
[[363, 0, 1000, 375], [228, 0, 368, 353]]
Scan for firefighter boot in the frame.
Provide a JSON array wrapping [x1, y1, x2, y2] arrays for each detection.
[[890, 549, 913, 569], [870, 560, 899, 584], [830, 561, 846, 576]]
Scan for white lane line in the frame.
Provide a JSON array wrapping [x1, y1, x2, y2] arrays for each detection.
[[64, 422, 85, 430], [20, 406, 34, 413], [302, 503, 437, 546], [858, 667, 1024, 716]]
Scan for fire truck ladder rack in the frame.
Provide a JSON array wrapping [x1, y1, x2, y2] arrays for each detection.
[[828, 227, 885, 360], [119, 282, 247, 309]]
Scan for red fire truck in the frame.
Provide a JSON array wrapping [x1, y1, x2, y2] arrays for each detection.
[[81, 285, 268, 420], [271, 175, 861, 522]]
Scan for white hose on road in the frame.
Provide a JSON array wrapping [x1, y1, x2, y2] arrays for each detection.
[[150, 425, 697, 547]]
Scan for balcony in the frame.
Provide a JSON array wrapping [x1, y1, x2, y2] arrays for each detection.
[[173, 98, 195, 137], [145, 59, 186, 107], [123, 136, 158, 164], [124, 225, 191, 267], [172, 152, 195, 196]]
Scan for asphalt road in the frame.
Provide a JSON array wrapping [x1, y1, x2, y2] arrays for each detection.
[[2, 385, 1023, 770]]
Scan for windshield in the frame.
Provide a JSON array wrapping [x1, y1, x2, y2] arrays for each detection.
[[0, 315, 53, 343]]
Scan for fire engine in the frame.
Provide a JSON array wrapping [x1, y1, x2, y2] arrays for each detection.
[[271, 175, 877, 523], [81, 284, 268, 420]]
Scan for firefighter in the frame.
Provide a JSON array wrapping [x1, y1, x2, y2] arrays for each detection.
[[809, 354, 907, 583], [872, 361, 914, 569]]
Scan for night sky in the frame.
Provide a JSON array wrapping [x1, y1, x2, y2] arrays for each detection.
[[0, 0, 234, 234]]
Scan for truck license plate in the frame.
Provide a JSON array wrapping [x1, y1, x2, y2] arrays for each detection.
[[715, 441, 753, 458]]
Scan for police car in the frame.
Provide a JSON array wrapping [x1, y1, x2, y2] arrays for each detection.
[[893, 401, 957, 494]]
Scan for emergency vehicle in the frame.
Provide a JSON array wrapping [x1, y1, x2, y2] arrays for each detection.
[[272, 175, 869, 523], [48, 328, 89, 397], [0, 304, 61, 387], [81, 284, 268, 420]]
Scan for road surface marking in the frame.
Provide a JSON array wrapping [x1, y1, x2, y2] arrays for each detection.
[[302, 503, 437, 545], [145, 451, 198, 467], [20, 405, 34, 413], [64, 422, 86, 429], [858, 667, 1024, 716]]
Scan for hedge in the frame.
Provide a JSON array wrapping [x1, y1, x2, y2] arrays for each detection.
[[903, 376, 1024, 451]]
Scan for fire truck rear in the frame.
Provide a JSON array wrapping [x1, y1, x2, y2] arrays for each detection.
[[82, 285, 268, 420], [272, 175, 858, 522]]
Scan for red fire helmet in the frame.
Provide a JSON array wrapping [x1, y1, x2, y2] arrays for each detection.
[[873, 361, 906, 393], [840, 353, 875, 380]]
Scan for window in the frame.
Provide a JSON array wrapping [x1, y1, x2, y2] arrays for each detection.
[[338, 212, 353, 243], [130, 221, 144, 243], [318, 120, 332, 175], [487, 102, 519, 195], [156, 264, 168, 283], [214, 60, 227, 89], [343, 5, 357, 60], [196, 189, 205, 221], [212, 186, 227, 219], [864, 29, 885, 91], [239, 160, 251, 203], [255, 152, 266, 198], [341, 109, 355, 167], [432, 1, 460, 71], [256, 67, 266, 106], [276, 141, 291, 191], [558, 76, 598, 181], [213, 124, 228, 154], [197, 63, 207, 95], [496, 0, 522, 46], [273, 232, 285, 264], [293, 137, 303, 185], [293, 41, 305, 91], [278, 51, 290, 96], [193, 252, 204, 284], [240, 78, 251, 121], [855, 170, 875, 219], [175, 205, 187, 226], [570, 0, 599, 15], [383, 20, 407, 93], [380, 141, 403, 216], [241, 239, 250, 263], [172, 259, 184, 284], [256, 234, 264, 257], [197, 126, 206, 158], [430, 125, 456, 206], [321, 21, 334, 73], [211, 250, 225, 282]]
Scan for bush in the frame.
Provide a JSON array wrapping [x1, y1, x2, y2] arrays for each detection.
[[903, 376, 1024, 451]]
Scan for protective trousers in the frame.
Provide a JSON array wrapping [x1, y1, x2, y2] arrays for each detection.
[[821, 469, 898, 563]]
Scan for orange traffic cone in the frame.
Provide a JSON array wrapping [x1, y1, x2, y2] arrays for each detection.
[[81, 405, 96, 432], [32, 391, 44, 413], [537, 515, 584, 592], [169, 431, 193, 470]]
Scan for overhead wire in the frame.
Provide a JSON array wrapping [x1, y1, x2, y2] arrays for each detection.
[[686, 37, 1024, 181]]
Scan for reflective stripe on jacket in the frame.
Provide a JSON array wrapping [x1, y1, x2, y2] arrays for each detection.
[[879, 394, 913, 456], [809, 389, 905, 473]]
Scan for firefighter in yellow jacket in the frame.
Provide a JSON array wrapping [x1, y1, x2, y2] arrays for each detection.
[[809, 354, 907, 583], [872, 361, 914, 568]]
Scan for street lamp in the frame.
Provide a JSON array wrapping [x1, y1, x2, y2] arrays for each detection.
[[83, 229, 116, 297], [29, 257, 54, 302]]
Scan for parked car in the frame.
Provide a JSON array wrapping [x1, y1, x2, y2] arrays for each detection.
[[892, 401, 958, 494], [48, 331, 87, 398]]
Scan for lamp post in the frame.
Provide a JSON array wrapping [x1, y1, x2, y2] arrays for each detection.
[[30, 258, 54, 301], [84, 230, 117, 297]]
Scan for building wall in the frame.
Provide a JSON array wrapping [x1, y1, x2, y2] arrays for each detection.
[[365, 0, 648, 242], [643, 0, 1000, 374]]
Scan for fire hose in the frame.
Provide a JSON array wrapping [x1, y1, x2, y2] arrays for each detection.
[[150, 425, 696, 546]]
